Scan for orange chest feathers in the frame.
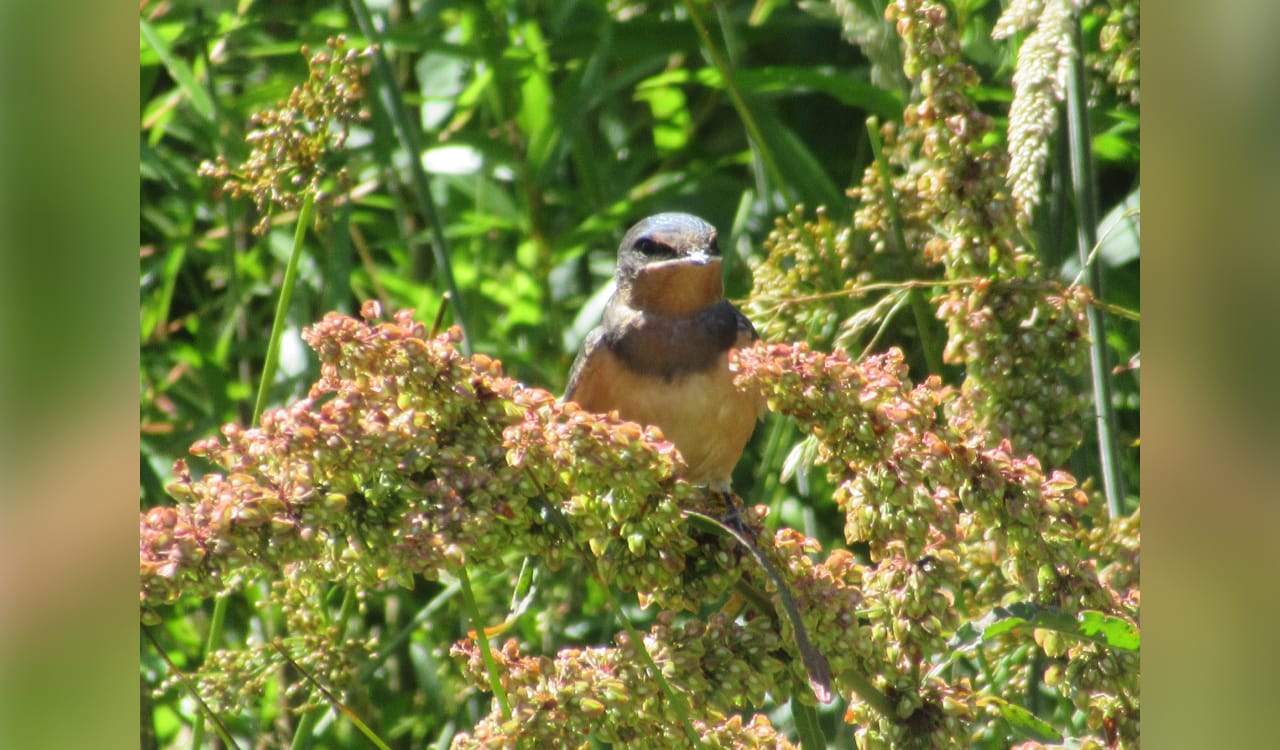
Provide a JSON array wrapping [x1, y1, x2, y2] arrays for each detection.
[[570, 346, 763, 486]]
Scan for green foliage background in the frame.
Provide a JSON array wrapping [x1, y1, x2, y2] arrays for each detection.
[[140, 0, 1139, 747]]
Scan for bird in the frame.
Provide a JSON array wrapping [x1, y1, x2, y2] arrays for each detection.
[[563, 212, 764, 493]]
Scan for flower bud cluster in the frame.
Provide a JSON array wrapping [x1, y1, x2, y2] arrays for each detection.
[[850, 1, 1091, 469], [449, 614, 800, 749], [198, 36, 373, 234], [503, 388, 742, 611], [141, 309, 536, 611], [746, 206, 876, 347], [733, 340, 1137, 744]]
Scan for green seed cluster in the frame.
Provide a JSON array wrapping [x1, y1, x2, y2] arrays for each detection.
[[752, 531, 875, 696], [1089, 0, 1140, 105], [1043, 639, 1139, 747], [746, 205, 877, 348], [851, 0, 1091, 469], [1087, 508, 1140, 611], [157, 576, 376, 717], [734, 340, 1122, 610], [140, 307, 537, 612], [847, 677, 977, 750], [734, 342, 957, 559], [198, 36, 372, 234], [733, 341, 1137, 745], [938, 281, 1091, 468], [450, 616, 801, 749]]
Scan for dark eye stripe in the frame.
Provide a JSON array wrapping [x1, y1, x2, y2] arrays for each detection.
[[634, 238, 667, 255]]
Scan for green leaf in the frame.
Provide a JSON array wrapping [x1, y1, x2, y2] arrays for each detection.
[[1096, 188, 1140, 267], [139, 19, 215, 121], [981, 696, 1064, 743], [749, 106, 846, 210], [1076, 610, 1141, 651], [946, 603, 1140, 657], [416, 51, 467, 131], [693, 65, 903, 119]]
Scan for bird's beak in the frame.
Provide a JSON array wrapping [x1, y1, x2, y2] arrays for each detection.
[[682, 248, 715, 265]]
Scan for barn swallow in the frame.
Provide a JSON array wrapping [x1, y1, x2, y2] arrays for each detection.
[[564, 212, 764, 492]]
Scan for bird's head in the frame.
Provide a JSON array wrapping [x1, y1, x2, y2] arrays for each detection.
[[615, 212, 725, 316]]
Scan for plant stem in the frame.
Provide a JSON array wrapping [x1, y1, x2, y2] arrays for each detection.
[[189, 594, 231, 748], [607, 588, 706, 749], [837, 667, 897, 718], [680, 0, 793, 204], [252, 192, 313, 424], [348, 0, 474, 353], [457, 568, 512, 720], [791, 698, 827, 750], [1066, 22, 1125, 517]]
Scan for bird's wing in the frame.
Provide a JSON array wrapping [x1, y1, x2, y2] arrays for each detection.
[[734, 306, 760, 347], [562, 325, 608, 403]]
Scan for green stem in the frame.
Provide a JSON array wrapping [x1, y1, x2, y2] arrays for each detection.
[[190, 593, 231, 748], [865, 120, 944, 375], [837, 667, 896, 718], [684, 510, 832, 705], [1065, 22, 1125, 517], [348, 0, 474, 354], [607, 588, 705, 749], [289, 710, 319, 750], [457, 567, 512, 720], [680, 0, 793, 204], [252, 192, 313, 424], [791, 698, 826, 750]]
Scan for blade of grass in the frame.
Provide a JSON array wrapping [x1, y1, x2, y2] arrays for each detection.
[[348, 0, 474, 354], [252, 192, 313, 424], [139, 19, 215, 121], [680, 0, 793, 205], [1065, 22, 1125, 517], [457, 568, 512, 720]]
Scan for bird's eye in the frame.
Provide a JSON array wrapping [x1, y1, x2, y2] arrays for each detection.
[[634, 238, 666, 256]]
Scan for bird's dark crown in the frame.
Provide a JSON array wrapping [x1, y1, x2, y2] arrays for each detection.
[[615, 212, 720, 281]]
